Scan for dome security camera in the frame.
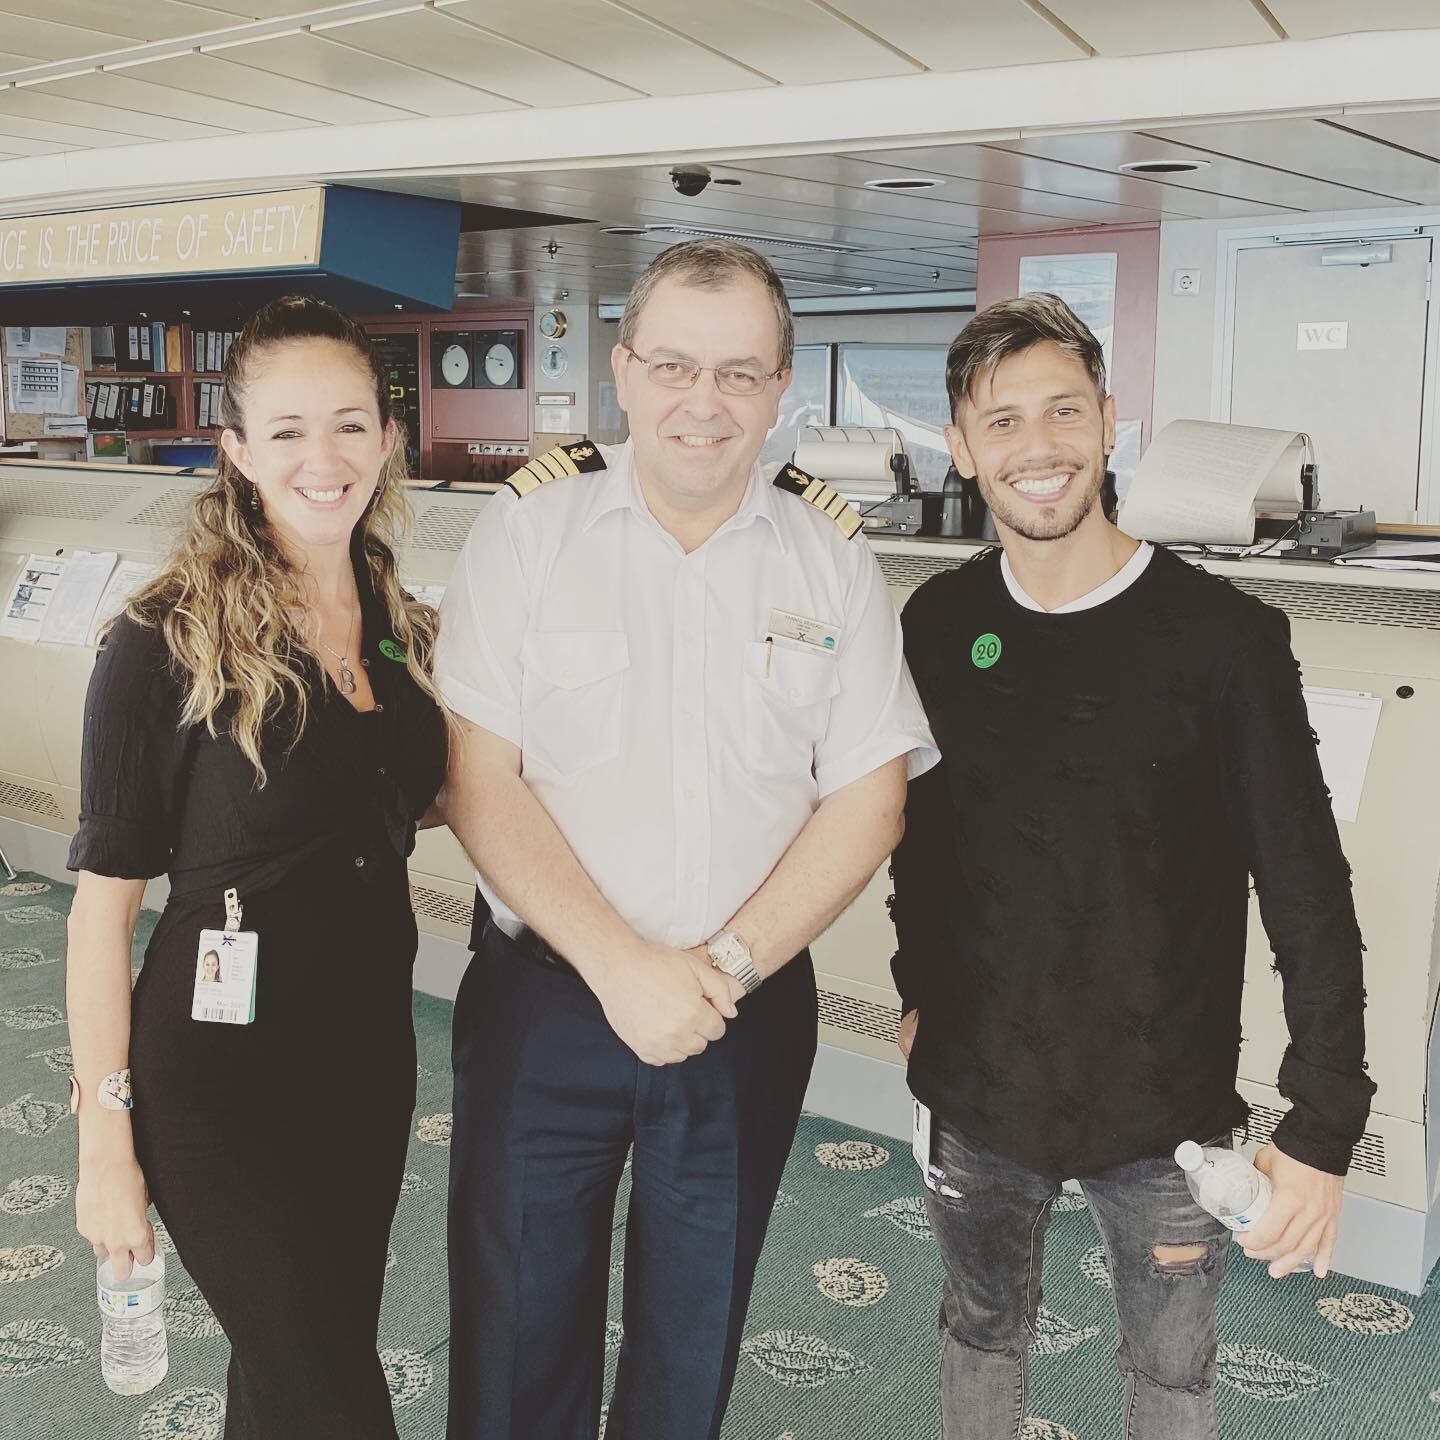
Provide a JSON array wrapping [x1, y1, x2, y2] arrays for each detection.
[[670, 165, 712, 197]]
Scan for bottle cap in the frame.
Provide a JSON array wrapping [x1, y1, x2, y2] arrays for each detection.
[[1174, 1140, 1205, 1172]]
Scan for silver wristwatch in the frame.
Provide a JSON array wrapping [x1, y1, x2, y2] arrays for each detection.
[[707, 930, 762, 994]]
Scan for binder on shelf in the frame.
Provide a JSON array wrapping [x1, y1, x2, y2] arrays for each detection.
[[142, 383, 154, 420], [165, 327, 181, 374], [88, 326, 116, 367], [125, 326, 140, 366], [138, 327, 151, 364]]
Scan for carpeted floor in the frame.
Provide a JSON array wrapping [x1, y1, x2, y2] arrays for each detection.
[[4, 870, 1440, 1439]]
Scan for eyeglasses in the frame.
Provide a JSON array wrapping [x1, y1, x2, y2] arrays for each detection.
[[623, 346, 784, 398]]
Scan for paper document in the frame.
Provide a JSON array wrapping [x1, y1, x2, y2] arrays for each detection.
[[1303, 687, 1381, 824], [37, 550, 117, 646], [1336, 540, 1440, 572], [1117, 420, 1306, 545], [1, 554, 66, 643], [86, 560, 157, 646], [4, 326, 66, 358]]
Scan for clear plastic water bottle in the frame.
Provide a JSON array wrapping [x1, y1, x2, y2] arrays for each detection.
[[97, 1251, 168, 1395], [1174, 1141, 1313, 1272]]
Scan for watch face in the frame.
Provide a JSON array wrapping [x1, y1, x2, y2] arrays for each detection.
[[484, 341, 517, 387], [440, 343, 470, 387], [540, 344, 568, 379], [538, 310, 567, 340]]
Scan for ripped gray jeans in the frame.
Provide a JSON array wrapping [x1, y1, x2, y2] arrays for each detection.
[[923, 1119, 1233, 1440]]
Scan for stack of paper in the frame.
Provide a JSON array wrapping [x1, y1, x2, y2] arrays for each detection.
[[1117, 420, 1307, 546]]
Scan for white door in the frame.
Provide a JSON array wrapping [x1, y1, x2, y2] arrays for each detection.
[[1228, 237, 1432, 523]]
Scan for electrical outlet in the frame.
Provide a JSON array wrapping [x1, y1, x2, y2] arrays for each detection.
[[1173, 269, 1201, 296]]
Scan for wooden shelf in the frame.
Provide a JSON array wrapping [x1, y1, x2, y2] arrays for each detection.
[[83, 321, 234, 445]]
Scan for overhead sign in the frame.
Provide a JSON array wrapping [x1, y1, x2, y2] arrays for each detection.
[[0, 188, 325, 286]]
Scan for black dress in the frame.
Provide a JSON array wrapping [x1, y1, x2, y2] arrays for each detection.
[[68, 556, 448, 1440]]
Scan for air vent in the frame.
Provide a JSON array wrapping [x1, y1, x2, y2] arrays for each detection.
[[0, 473, 137, 522], [129, 487, 198, 530], [874, 552, 1440, 632], [411, 503, 485, 554], [1236, 1101, 1386, 1178], [818, 988, 901, 1044], [1226, 577, 1440, 631], [410, 883, 473, 930], [0, 778, 63, 820]]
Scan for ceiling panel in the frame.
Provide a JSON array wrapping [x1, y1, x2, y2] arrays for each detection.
[[0, 109, 156, 149], [311, 8, 636, 106], [0, 130, 70, 157], [749, 151, 1167, 225], [1265, 1, 1440, 39], [820, 0, 1083, 69], [434, 0, 771, 96], [0, 1, 249, 44], [34, 69, 318, 133], [200, 31, 519, 117], [115, 51, 421, 125], [855, 142, 1294, 219], [0, 13, 135, 63], [990, 131, 1405, 213], [1331, 108, 1440, 163], [1042, 0, 1277, 55], [1148, 118, 1440, 206], [614, 0, 920, 84], [0, 87, 232, 143]]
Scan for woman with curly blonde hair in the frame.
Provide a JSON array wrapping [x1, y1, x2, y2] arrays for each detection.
[[65, 295, 449, 1438]]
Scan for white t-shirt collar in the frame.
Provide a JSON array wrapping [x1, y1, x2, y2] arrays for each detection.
[[1001, 541, 1154, 614]]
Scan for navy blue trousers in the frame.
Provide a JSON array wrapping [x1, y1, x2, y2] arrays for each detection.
[[447, 922, 818, 1440]]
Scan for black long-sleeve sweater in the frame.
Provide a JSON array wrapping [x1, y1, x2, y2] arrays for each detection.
[[891, 545, 1375, 1180]]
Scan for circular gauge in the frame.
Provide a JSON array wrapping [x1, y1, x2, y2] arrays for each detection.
[[440, 342, 470, 387], [539, 309, 568, 340], [484, 341, 516, 387], [540, 344, 568, 380]]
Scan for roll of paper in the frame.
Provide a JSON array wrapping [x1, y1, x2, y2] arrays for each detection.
[[794, 426, 900, 484]]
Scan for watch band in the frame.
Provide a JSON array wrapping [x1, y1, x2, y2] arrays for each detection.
[[707, 930, 763, 995]]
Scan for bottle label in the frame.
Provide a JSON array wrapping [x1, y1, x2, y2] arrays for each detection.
[[97, 1278, 164, 1319]]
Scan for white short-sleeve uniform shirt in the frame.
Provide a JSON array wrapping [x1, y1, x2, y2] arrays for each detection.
[[435, 440, 939, 949]]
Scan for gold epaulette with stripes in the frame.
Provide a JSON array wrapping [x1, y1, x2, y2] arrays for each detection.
[[773, 462, 863, 540], [505, 440, 607, 499]]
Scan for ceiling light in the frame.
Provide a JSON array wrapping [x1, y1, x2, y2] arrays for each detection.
[[1117, 159, 1212, 176], [774, 273, 877, 293], [601, 226, 648, 237], [863, 176, 945, 191]]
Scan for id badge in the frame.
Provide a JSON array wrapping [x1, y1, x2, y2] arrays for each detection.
[[912, 1098, 948, 1193], [193, 887, 258, 1025], [911, 1098, 934, 1171]]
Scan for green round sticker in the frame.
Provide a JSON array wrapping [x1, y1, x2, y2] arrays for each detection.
[[971, 633, 1002, 669], [379, 639, 408, 663]]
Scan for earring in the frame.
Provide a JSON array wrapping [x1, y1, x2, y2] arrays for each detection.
[[249, 482, 260, 512]]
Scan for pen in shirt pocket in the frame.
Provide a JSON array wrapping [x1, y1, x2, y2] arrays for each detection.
[[764, 636, 773, 679]]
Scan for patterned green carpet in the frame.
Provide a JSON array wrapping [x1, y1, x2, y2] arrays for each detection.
[[4, 870, 1440, 1439]]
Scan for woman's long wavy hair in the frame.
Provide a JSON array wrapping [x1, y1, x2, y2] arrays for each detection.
[[125, 295, 445, 785]]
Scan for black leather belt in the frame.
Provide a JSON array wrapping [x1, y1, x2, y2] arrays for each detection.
[[489, 917, 580, 978]]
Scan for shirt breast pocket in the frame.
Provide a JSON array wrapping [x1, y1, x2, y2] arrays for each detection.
[[742, 641, 840, 778], [521, 631, 629, 780]]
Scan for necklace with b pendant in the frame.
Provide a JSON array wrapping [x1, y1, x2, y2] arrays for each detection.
[[314, 600, 359, 694]]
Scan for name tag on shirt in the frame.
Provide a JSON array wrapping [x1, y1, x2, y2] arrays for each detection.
[[192, 928, 258, 1025], [767, 608, 840, 654]]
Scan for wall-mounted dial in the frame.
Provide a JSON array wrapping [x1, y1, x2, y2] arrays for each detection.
[[540, 343, 568, 380], [475, 330, 521, 390], [538, 309, 568, 340], [430, 331, 475, 389]]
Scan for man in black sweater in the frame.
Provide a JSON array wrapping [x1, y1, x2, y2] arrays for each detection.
[[891, 293, 1374, 1440]]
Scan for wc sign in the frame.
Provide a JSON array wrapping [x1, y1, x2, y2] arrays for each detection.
[[1297, 321, 1349, 351]]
